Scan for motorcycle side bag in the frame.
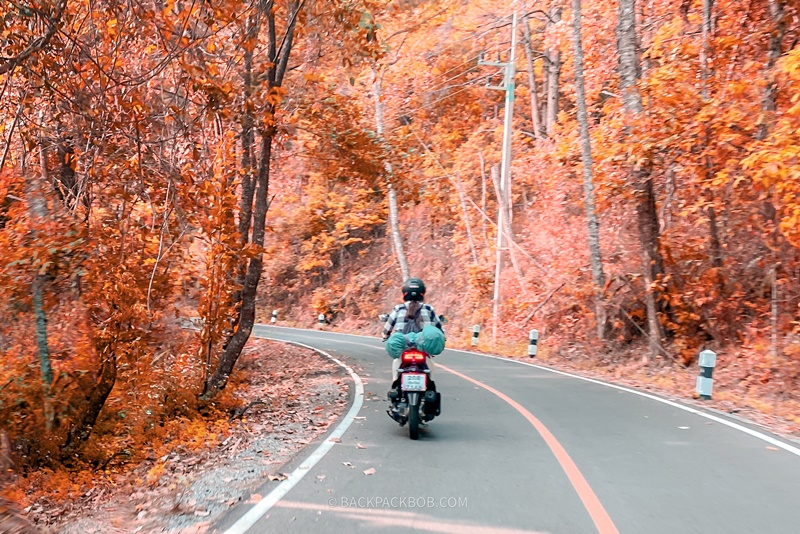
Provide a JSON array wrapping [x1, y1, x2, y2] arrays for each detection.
[[424, 390, 441, 416]]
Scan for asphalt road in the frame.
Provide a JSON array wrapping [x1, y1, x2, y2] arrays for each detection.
[[214, 325, 800, 534]]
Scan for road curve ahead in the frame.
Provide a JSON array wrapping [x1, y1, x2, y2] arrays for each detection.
[[214, 326, 800, 534]]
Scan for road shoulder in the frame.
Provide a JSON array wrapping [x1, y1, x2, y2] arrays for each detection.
[[48, 339, 350, 534]]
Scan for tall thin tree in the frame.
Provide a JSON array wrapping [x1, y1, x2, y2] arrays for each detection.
[[544, 5, 562, 137], [203, 0, 303, 398], [521, 12, 542, 139], [756, 0, 787, 359], [373, 67, 410, 281], [699, 0, 723, 273], [572, 0, 607, 339], [616, 0, 665, 360]]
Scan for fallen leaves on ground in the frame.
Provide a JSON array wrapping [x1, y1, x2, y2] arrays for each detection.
[[37, 339, 349, 533]]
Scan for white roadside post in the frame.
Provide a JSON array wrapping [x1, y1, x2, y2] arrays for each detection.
[[697, 349, 716, 400], [271, 310, 278, 324], [318, 313, 326, 325], [471, 325, 481, 346], [527, 329, 539, 358]]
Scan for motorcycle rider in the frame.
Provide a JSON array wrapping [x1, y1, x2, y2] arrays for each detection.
[[381, 277, 445, 383]]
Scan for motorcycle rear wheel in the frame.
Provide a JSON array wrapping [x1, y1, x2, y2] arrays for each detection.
[[409, 406, 420, 440]]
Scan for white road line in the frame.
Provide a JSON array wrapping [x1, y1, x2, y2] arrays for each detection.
[[257, 324, 800, 458], [222, 340, 364, 534], [445, 348, 800, 458]]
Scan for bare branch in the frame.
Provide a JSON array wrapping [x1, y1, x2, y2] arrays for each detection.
[[0, 0, 67, 75]]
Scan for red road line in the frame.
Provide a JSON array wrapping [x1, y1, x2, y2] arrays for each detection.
[[438, 363, 620, 534]]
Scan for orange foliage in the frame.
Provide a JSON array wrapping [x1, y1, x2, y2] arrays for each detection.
[[0, 0, 383, 510], [264, 0, 800, 394], [2, 0, 800, 514]]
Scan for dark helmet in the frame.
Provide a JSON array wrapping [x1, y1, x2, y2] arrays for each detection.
[[402, 277, 426, 301]]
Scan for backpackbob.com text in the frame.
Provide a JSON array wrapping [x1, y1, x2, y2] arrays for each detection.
[[328, 496, 468, 509]]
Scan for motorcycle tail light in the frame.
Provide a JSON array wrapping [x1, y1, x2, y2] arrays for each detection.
[[401, 349, 426, 366]]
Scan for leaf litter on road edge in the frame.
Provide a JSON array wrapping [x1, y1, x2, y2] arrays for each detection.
[[43, 339, 351, 533]]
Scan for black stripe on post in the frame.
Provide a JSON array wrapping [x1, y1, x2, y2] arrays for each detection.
[[527, 329, 539, 357], [696, 349, 716, 400]]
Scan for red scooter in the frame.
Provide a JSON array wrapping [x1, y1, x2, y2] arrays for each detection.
[[387, 347, 441, 440]]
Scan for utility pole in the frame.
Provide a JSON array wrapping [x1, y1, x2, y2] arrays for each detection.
[[480, 12, 517, 342]]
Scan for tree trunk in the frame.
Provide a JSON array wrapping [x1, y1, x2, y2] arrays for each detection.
[[489, 163, 523, 283], [770, 263, 780, 359], [233, 14, 259, 322], [521, 13, 542, 139], [372, 68, 409, 281], [756, 0, 785, 140], [545, 6, 562, 137], [204, 130, 272, 398], [491, 163, 505, 342], [617, 0, 642, 114], [29, 167, 53, 391], [202, 1, 302, 399], [28, 120, 54, 431], [706, 190, 723, 270], [63, 350, 116, 452], [454, 172, 479, 264], [617, 0, 664, 359], [478, 150, 491, 252], [759, 0, 786, 362], [700, 0, 724, 272], [572, 0, 607, 339], [31, 281, 52, 387], [700, 0, 714, 100], [634, 173, 664, 359], [387, 184, 409, 280]]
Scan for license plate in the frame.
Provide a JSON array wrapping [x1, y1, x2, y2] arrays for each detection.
[[401, 373, 426, 391]]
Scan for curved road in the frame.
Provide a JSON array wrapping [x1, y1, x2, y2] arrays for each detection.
[[214, 325, 800, 534]]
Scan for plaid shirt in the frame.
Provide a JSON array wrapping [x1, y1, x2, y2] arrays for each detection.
[[382, 302, 444, 338]]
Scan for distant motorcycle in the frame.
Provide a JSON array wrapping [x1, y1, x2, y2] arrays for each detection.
[[387, 347, 441, 440]]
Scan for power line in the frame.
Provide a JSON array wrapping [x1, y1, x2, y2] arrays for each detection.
[[384, 73, 497, 132], [392, 38, 505, 99], [423, 14, 513, 58], [423, 61, 481, 95], [379, 50, 506, 127], [376, 10, 517, 132], [423, 52, 484, 90], [384, 75, 492, 127], [382, 12, 512, 75]]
